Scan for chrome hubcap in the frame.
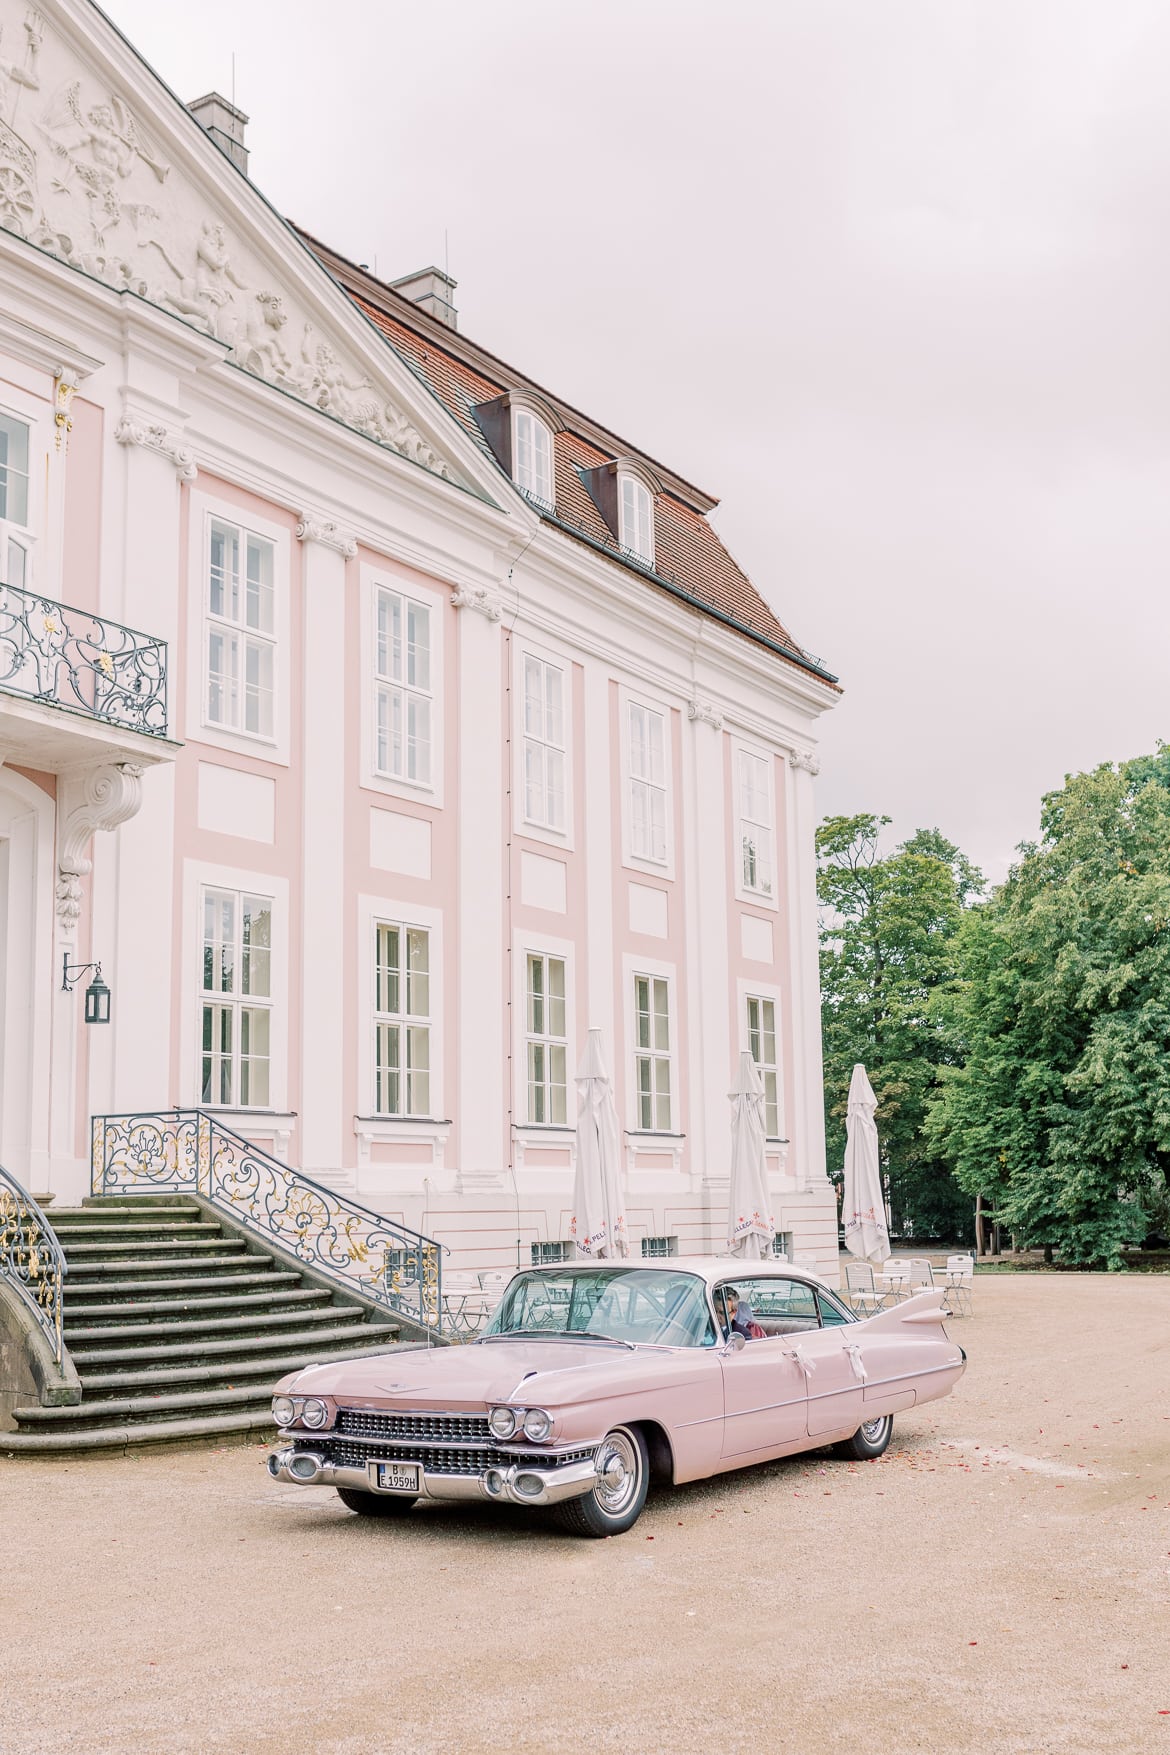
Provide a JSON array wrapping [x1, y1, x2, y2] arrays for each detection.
[[860, 1416, 889, 1444], [593, 1430, 641, 1516]]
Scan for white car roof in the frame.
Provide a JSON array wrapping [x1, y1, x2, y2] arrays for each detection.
[[513, 1256, 831, 1290]]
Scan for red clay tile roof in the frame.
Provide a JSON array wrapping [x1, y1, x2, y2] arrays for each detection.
[[299, 231, 838, 688]]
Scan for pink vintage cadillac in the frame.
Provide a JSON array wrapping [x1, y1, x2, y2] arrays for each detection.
[[267, 1260, 965, 1536]]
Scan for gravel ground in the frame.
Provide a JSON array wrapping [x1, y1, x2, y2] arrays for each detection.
[[3, 1273, 1169, 1755]]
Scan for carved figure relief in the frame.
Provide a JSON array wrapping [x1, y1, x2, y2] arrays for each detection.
[[0, 1, 459, 485]]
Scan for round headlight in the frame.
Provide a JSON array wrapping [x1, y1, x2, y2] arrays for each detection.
[[489, 1405, 518, 1439], [272, 1395, 296, 1427], [301, 1397, 330, 1430], [522, 1408, 552, 1442]]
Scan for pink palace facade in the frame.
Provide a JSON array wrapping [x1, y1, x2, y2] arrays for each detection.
[[0, 0, 842, 1278]]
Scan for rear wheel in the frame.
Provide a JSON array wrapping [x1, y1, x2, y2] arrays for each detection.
[[552, 1425, 650, 1537], [833, 1414, 893, 1461], [337, 1487, 418, 1516]]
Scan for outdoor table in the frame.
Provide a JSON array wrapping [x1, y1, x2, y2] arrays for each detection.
[[931, 1267, 973, 1317]]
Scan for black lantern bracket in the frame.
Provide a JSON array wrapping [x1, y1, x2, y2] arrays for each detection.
[[61, 955, 112, 1024]]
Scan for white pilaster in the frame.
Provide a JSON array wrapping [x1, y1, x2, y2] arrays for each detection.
[[582, 662, 614, 1062], [786, 753, 827, 1188], [686, 716, 731, 1184], [457, 596, 505, 1186], [298, 525, 352, 1175]]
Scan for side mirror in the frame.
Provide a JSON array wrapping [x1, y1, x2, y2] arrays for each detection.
[[722, 1332, 746, 1355]]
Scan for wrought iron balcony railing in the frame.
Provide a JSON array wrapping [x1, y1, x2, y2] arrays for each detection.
[[0, 1164, 66, 1366], [0, 582, 168, 738], [92, 1111, 446, 1335]]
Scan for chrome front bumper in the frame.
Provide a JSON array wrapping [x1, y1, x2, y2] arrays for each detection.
[[267, 1446, 599, 1508]]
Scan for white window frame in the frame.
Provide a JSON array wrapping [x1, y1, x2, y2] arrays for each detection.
[[513, 636, 574, 849], [186, 494, 291, 764], [179, 859, 290, 1117], [198, 884, 276, 1110], [619, 685, 675, 876], [623, 953, 679, 1138], [373, 582, 434, 788], [356, 893, 445, 1139], [512, 933, 576, 1137], [732, 736, 779, 910], [0, 384, 49, 593], [618, 472, 655, 569], [511, 406, 555, 510], [371, 915, 433, 1119], [742, 983, 784, 1140], [360, 563, 445, 806]]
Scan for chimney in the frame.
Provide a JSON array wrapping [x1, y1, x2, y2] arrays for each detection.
[[188, 92, 250, 177], [388, 266, 458, 331]]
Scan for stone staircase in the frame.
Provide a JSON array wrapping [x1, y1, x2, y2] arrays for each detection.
[[3, 1195, 408, 1455]]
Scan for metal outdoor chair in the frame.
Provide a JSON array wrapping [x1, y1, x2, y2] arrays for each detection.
[[843, 1260, 887, 1314]]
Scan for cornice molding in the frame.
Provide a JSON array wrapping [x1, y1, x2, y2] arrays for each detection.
[[295, 514, 358, 559], [687, 697, 724, 731], [114, 416, 198, 483], [450, 583, 503, 623]]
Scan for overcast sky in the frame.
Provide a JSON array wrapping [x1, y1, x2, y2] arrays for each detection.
[[104, 0, 1170, 884]]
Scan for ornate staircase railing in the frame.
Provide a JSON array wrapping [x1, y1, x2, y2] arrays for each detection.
[[0, 582, 168, 737], [0, 1164, 66, 1365], [91, 1111, 445, 1334]]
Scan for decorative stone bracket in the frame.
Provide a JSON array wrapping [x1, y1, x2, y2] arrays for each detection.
[[787, 748, 821, 776], [114, 417, 198, 483], [296, 515, 358, 559], [56, 762, 145, 937], [450, 584, 503, 623], [53, 367, 81, 452], [687, 697, 723, 731]]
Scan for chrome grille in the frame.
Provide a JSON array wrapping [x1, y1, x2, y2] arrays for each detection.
[[338, 1409, 492, 1443], [314, 1438, 596, 1478]]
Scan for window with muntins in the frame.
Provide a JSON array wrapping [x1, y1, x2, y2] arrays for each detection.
[[738, 750, 775, 897], [513, 410, 554, 508], [526, 952, 567, 1124], [375, 586, 432, 785], [206, 518, 276, 738], [634, 973, 672, 1131], [200, 887, 273, 1107], [628, 702, 667, 863], [530, 1239, 573, 1265], [374, 921, 431, 1116], [0, 410, 32, 588], [619, 475, 654, 568], [640, 1234, 678, 1259], [747, 994, 780, 1136], [522, 654, 566, 830]]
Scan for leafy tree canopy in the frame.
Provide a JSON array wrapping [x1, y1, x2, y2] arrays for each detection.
[[924, 746, 1170, 1267], [818, 813, 983, 1242]]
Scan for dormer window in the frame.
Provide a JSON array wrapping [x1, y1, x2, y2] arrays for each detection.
[[513, 409, 554, 508], [472, 392, 560, 513], [619, 474, 655, 568]]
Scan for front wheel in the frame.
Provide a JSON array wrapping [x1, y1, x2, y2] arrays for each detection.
[[337, 1487, 417, 1517], [833, 1414, 893, 1461], [552, 1425, 650, 1537]]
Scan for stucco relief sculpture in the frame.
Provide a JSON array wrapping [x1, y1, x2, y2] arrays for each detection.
[[0, 4, 457, 483]]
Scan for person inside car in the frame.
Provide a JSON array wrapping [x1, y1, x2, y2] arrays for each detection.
[[723, 1286, 767, 1342]]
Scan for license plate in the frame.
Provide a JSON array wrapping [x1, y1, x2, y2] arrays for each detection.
[[374, 1462, 420, 1494]]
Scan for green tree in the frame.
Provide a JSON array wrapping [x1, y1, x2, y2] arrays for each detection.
[[818, 814, 982, 1242], [925, 747, 1170, 1268]]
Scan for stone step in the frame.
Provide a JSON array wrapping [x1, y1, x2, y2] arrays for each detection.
[[78, 1334, 403, 1396], [63, 1253, 277, 1282], [62, 1270, 300, 1302], [53, 1203, 204, 1220], [65, 1305, 363, 1346], [63, 1287, 329, 1321], [14, 1384, 275, 1427], [0, 1409, 278, 1455], [60, 1237, 251, 1258], [70, 1320, 398, 1369], [54, 1221, 224, 1240]]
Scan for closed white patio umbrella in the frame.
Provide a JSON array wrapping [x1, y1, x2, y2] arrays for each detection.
[[570, 1029, 629, 1259], [727, 1050, 773, 1259], [842, 1063, 889, 1265]]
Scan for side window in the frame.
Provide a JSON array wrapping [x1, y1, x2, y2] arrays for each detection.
[[816, 1289, 855, 1327], [200, 887, 273, 1107], [746, 994, 779, 1135], [375, 586, 432, 785], [633, 974, 672, 1130], [526, 951, 567, 1124], [722, 1276, 820, 1336], [374, 921, 431, 1116], [206, 517, 276, 738], [737, 749, 775, 898], [0, 409, 32, 588], [522, 654, 566, 830], [513, 410, 554, 508], [628, 701, 667, 863]]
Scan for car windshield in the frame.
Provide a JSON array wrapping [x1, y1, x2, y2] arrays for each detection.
[[482, 1268, 716, 1348]]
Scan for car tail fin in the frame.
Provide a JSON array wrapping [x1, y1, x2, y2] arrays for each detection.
[[857, 1289, 949, 1332]]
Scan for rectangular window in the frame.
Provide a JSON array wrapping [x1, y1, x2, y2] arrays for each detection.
[[0, 412, 30, 528], [634, 973, 672, 1131], [374, 921, 431, 1116], [375, 586, 432, 785], [628, 702, 667, 863], [522, 654, 566, 830], [738, 749, 775, 897], [530, 1239, 573, 1266], [747, 994, 780, 1136], [513, 410, 554, 508], [200, 887, 273, 1107], [640, 1235, 678, 1259], [526, 952, 567, 1125], [619, 475, 655, 568], [205, 517, 276, 738]]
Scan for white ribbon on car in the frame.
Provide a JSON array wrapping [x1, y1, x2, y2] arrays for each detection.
[[844, 1341, 868, 1384], [785, 1344, 817, 1378]]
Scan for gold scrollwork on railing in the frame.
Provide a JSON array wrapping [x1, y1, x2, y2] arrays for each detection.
[[0, 1170, 66, 1365]]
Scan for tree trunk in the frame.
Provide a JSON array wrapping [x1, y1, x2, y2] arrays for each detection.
[[975, 1193, 985, 1258]]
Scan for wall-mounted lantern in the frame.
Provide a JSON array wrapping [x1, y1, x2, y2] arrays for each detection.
[[61, 955, 112, 1024]]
